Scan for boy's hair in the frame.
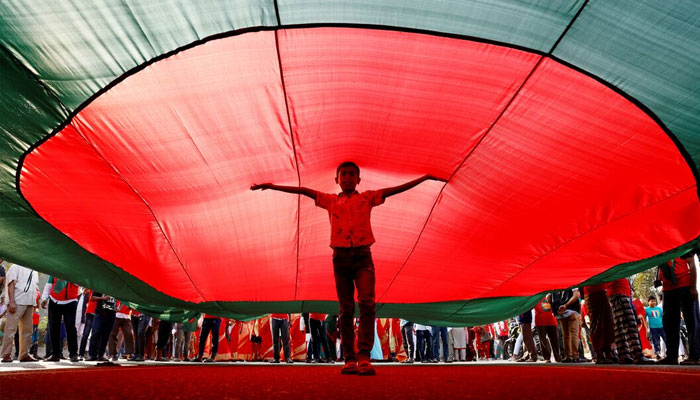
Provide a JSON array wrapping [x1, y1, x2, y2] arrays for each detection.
[[647, 295, 657, 301], [336, 161, 360, 177]]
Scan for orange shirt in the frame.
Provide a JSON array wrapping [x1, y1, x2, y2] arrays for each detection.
[[315, 190, 385, 248]]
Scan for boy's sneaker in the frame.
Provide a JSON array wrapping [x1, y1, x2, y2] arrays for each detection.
[[341, 360, 358, 374], [358, 359, 376, 376]]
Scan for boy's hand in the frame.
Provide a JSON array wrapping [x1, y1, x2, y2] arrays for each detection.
[[250, 183, 273, 191]]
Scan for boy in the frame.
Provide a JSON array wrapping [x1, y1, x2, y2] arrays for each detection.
[[645, 295, 664, 359], [251, 162, 443, 375]]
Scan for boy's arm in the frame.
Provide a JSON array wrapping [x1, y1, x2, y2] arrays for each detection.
[[380, 175, 446, 199], [250, 183, 317, 200]]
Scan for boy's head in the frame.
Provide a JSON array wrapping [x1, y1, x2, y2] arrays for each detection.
[[335, 161, 360, 192], [647, 296, 657, 307]]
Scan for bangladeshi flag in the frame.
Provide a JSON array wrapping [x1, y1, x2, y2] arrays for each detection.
[[1, 1, 699, 324]]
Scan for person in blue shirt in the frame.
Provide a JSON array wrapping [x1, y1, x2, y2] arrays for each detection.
[[645, 296, 665, 359]]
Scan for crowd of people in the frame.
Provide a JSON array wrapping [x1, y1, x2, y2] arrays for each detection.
[[1, 251, 698, 366]]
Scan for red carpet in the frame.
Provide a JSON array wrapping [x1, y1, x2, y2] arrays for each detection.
[[2, 364, 699, 399]]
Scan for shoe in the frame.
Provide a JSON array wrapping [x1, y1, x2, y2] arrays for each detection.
[[306, 359, 312, 363], [69, 355, 80, 362], [204, 358, 216, 363], [271, 359, 280, 364], [444, 359, 453, 363], [326, 358, 335, 364], [358, 359, 376, 376], [192, 357, 203, 362], [286, 358, 294, 364], [1, 356, 13, 363], [45, 355, 61, 362], [19, 355, 39, 362], [97, 356, 109, 362], [680, 358, 700, 365], [544, 360, 552, 364], [111, 356, 119, 362], [341, 360, 358, 374], [430, 358, 439, 363], [560, 358, 572, 363], [526, 358, 538, 363], [596, 357, 614, 365], [311, 359, 320, 363]]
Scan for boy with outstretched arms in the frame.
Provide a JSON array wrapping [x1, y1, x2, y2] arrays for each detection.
[[252, 161, 443, 375]]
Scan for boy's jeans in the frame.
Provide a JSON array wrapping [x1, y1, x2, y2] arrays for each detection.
[[333, 245, 375, 362]]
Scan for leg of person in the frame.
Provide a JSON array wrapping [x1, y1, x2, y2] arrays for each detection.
[[281, 319, 291, 361], [406, 324, 414, 361], [431, 326, 440, 361], [320, 322, 333, 362], [98, 314, 116, 360], [79, 313, 94, 357], [87, 313, 104, 359], [184, 331, 192, 360], [536, 326, 552, 362], [121, 318, 135, 357], [333, 249, 358, 367], [47, 300, 63, 359], [546, 326, 562, 362], [662, 288, 682, 364], [310, 318, 322, 361], [679, 287, 700, 361], [353, 248, 377, 363], [156, 320, 172, 360], [521, 323, 537, 361], [401, 324, 409, 357], [440, 327, 449, 361], [416, 330, 424, 361], [609, 295, 632, 362], [16, 305, 34, 360], [271, 318, 281, 362], [650, 328, 661, 356], [567, 314, 580, 360], [61, 301, 79, 359], [129, 315, 140, 360], [209, 319, 220, 359], [107, 317, 121, 359], [1, 306, 20, 360], [198, 319, 213, 359], [424, 330, 433, 361], [559, 318, 572, 360]]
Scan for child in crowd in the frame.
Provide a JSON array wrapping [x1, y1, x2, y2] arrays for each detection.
[[645, 296, 665, 359]]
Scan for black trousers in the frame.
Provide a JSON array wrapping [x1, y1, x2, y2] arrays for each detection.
[[310, 318, 332, 361], [198, 318, 220, 358], [271, 318, 291, 361], [131, 315, 151, 357], [48, 300, 78, 358], [156, 320, 173, 352], [79, 313, 94, 356], [663, 286, 700, 361]]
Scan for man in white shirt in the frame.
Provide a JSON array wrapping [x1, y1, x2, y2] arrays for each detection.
[[1, 259, 39, 362]]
